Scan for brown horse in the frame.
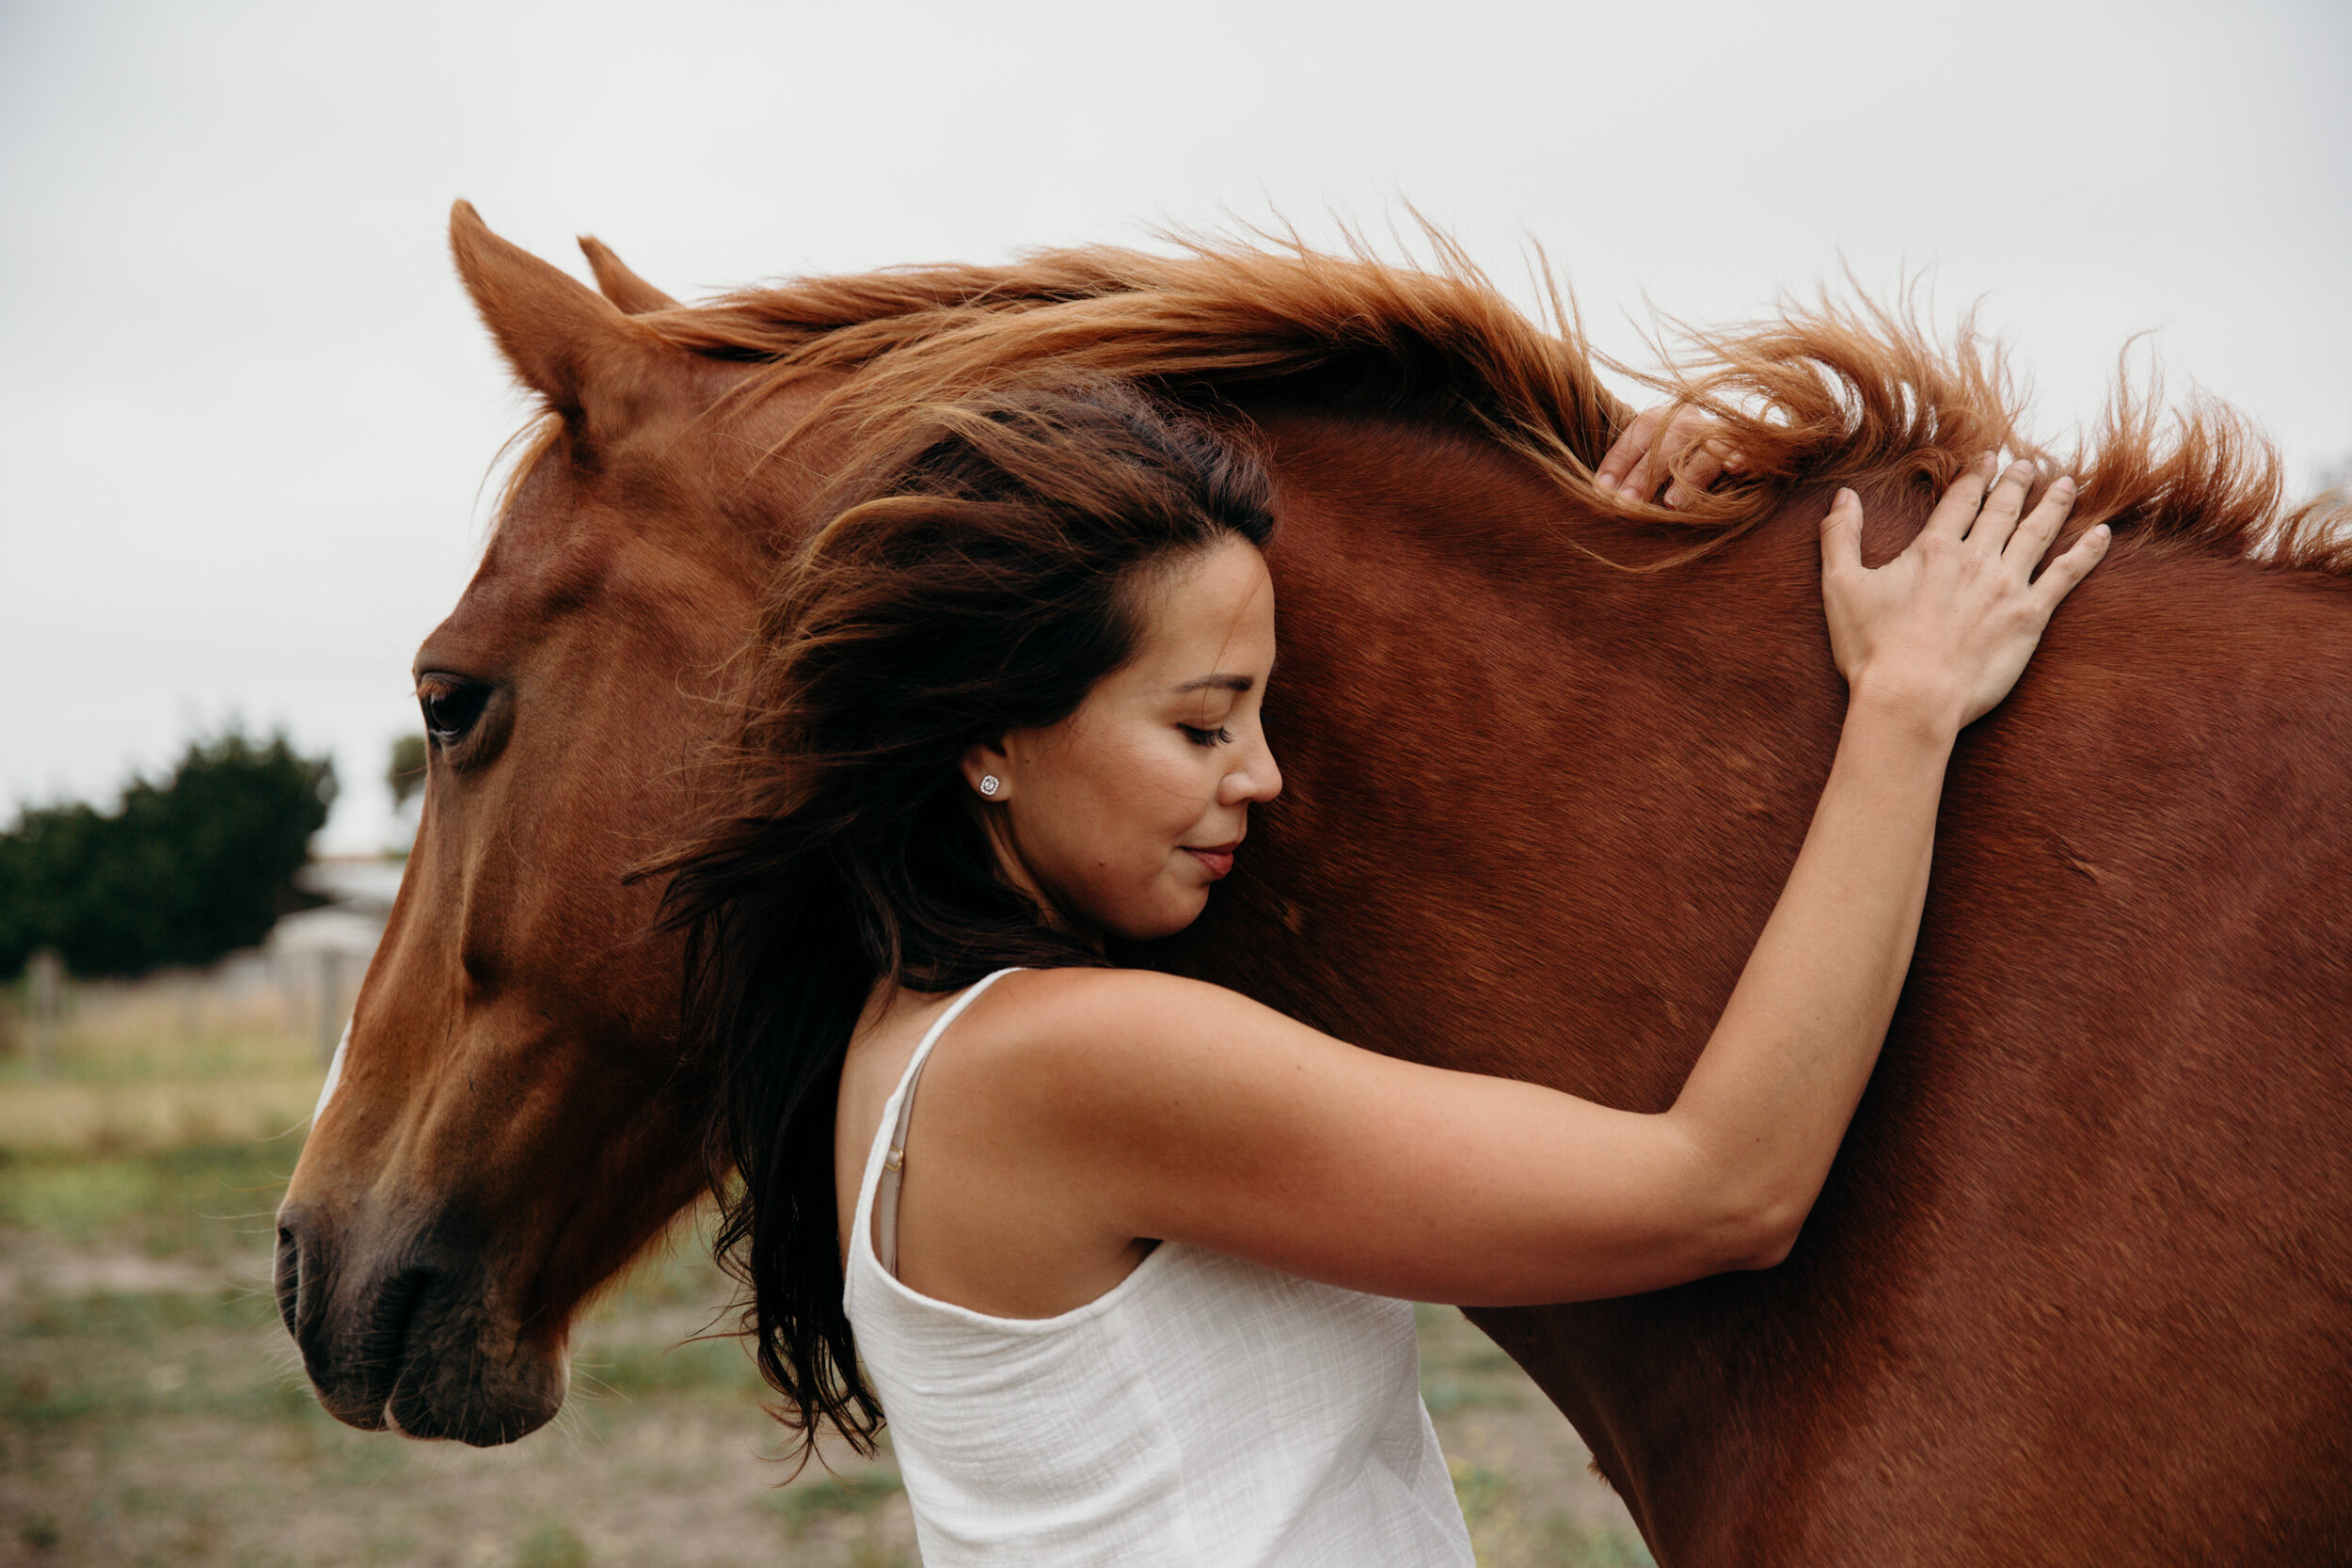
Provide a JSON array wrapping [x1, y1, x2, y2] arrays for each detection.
[[278, 202, 2352, 1563]]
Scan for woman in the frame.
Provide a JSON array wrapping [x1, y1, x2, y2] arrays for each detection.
[[660, 383, 2108, 1565]]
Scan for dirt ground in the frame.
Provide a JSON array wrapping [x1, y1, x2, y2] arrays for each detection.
[[0, 1138, 1650, 1567]]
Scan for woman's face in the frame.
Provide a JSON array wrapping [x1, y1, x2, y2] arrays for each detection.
[[966, 536, 1282, 945]]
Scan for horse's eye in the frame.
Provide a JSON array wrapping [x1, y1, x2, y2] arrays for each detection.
[[418, 677, 491, 745]]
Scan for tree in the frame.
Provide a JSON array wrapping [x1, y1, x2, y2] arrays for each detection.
[[0, 728, 337, 978], [388, 734, 427, 810]]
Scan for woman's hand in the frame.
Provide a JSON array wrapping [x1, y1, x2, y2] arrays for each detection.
[[1821, 456, 2110, 732], [1595, 403, 1742, 506]]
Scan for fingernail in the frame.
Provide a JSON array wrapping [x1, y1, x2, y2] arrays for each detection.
[[1836, 486, 1857, 506], [2054, 476, 2077, 495], [2092, 523, 2110, 539]]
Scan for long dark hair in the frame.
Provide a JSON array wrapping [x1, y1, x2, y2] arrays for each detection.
[[654, 380, 1277, 1469]]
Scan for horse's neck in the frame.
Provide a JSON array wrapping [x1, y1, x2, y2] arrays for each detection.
[[1227, 411, 2352, 1097], [1168, 415, 1845, 1106]]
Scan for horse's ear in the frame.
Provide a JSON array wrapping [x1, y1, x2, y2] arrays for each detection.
[[577, 234, 679, 314], [448, 200, 673, 421]]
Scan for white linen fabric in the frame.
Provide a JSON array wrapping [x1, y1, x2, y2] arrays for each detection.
[[844, 967, 1477, 1567]]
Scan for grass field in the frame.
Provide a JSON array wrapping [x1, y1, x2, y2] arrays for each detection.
[[0, 1002, 1652, 1567]]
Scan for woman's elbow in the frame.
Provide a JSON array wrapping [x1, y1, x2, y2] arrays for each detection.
[[1726, 1199, 1805, 1272], [1669, 1133, 1810, 1275]]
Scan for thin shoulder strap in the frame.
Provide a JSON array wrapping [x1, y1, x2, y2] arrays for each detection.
[[872, 966, 1024, 1280]]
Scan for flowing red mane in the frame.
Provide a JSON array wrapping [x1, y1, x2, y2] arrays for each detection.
[[557, 233, 2352, 578]]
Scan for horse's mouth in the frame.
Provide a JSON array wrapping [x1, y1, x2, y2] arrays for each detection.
[[278, 1212, 566, 1447], [361, 1265, 431, 1426]]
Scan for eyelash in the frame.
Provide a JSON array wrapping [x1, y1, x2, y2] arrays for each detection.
[[1181, 724, 1236, 748]]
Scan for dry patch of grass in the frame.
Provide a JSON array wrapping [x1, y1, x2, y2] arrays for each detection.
[[0, 1075, 323, 1154]]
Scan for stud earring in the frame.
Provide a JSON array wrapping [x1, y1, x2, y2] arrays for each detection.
[[978, 775, 1001, 797]]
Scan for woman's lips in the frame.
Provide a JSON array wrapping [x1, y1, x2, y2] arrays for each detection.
[[1183, 845, 1237, 879]]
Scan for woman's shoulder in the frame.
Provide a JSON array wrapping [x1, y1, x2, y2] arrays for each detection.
[[945, 965, 1296, 1098], [997, 963, 1239, 1010], [984, 964, 1266, 1040]]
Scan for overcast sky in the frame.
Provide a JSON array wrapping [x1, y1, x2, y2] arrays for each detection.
[[4, 0, 2346, 854]]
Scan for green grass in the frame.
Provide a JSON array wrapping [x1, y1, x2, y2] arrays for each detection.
[[1416, 1302, 1531, 1413], [1421, 1371, 1526, 1414], [0, 1141, 293, 1256], [4, 1291, 321, 1428], [12, 1287, 270, 1342], [766, 1472, 906, 1541], [1544, 1513, 1658, 1566], [1450, 1460, 1512, 1527], [516, 1520, 590, 1568], [570, 1334, 767, 1402]]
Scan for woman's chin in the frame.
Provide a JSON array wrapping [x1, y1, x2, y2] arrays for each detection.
[[1107, 889, 1215, 945]]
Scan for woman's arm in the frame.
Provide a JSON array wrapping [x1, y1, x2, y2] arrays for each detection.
[[951, 460, 2109, 1306], [1660, 460, 2108, 1257]]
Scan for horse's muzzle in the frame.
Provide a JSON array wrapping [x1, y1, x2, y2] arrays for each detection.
[[275, 1201, 565, 1446]]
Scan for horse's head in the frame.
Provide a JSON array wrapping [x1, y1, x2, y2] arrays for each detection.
[[275, 206, 796, 1444]]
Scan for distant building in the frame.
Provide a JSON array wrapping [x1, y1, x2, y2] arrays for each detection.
[[268, 857, 405, 1057]]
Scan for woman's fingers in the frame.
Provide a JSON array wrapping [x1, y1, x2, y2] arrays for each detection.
[[2031, 521, 2113, 610], [1599, 404, 1740, 504], [1966, 460, 2038, 554], [1597, 406, 1671, 495], [1820, 486, 1864, 575], [1923, 452, 1999, 540], [1663, 439, 1736, 509], [1822, 458, 2112, 729], [1614, 414, 1692, 502], [2004, 475, 2078, 570]]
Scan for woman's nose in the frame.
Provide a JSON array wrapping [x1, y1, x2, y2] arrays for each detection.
[[1221, 736, 1281, 806]]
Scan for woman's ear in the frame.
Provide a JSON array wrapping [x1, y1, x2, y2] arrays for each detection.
[[960, 737, 1011, 802]]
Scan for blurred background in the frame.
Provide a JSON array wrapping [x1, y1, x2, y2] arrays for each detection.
[[1, 1, 2344, 1563]]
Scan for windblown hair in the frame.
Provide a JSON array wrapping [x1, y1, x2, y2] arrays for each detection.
[[652, 380, 1277, 1469], [618, 231, 2348, 578]]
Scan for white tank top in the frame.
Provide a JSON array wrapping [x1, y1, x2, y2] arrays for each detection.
[[843, 968, 1476, 1567]]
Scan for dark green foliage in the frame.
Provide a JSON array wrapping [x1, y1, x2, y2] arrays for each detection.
[[386, 734, 427, 810], [0, 728, 335, 979]]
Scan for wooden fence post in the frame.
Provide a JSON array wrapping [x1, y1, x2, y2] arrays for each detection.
[[317, 947, 346, 1065], [26, 947, 65, 1077]]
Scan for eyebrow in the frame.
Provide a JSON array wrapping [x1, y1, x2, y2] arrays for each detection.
[[1173, 673, 1253, 694]]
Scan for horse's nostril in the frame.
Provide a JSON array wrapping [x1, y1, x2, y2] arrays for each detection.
[[274, 1228, 301, 1338], [274, 1208, 325, 1345]]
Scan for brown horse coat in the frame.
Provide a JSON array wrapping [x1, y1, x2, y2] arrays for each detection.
[[278, 204, 2352, 1563]]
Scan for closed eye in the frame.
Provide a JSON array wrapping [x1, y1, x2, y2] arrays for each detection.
[[418, 675, 491, 746], [1180, 723, 1236, 747]]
